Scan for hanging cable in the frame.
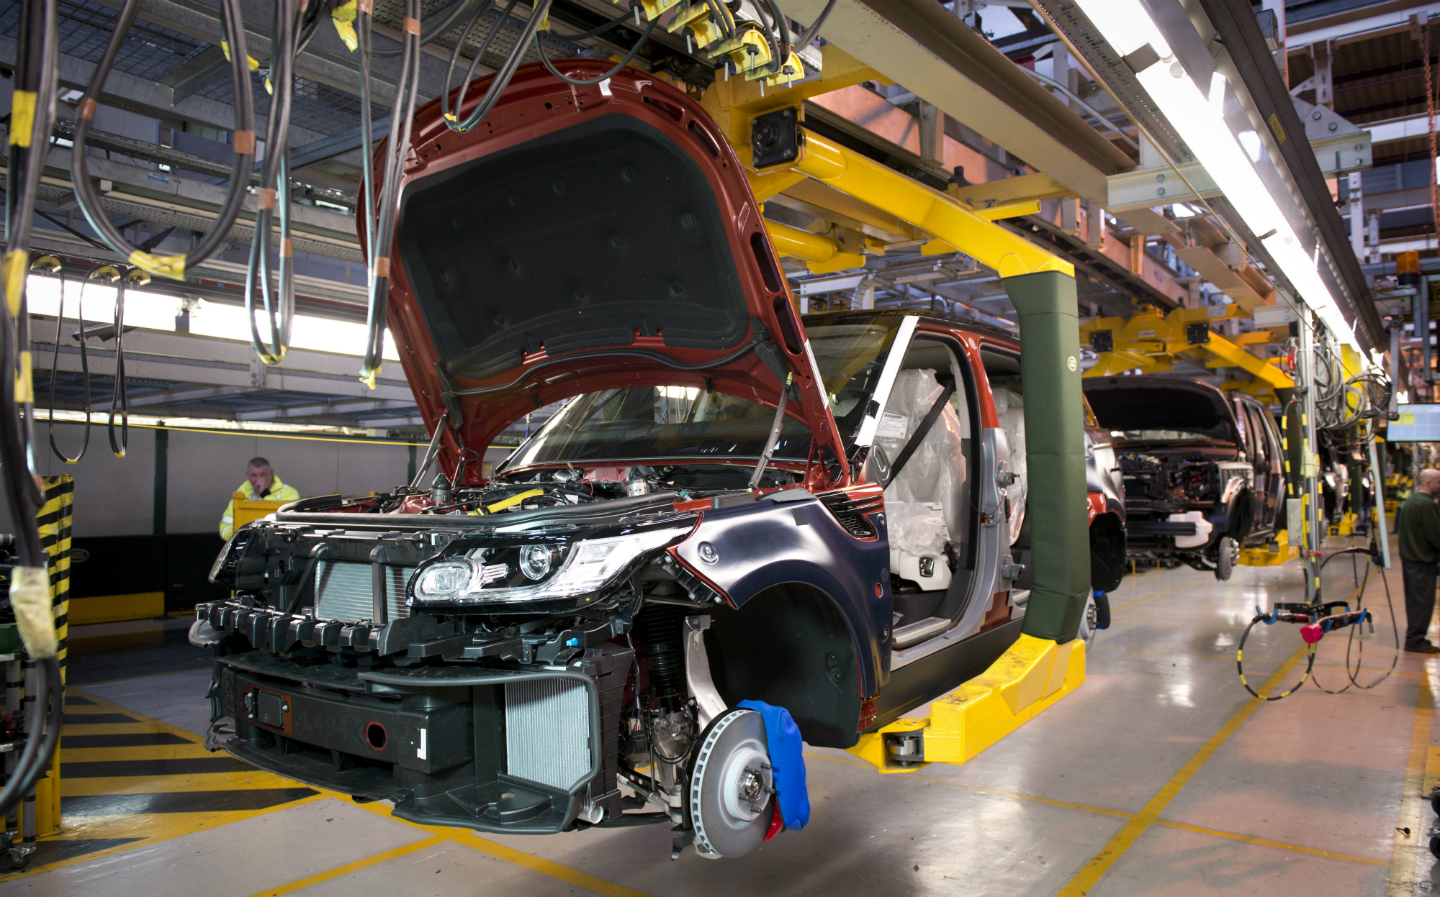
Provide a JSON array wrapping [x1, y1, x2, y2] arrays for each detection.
[[1, 0, 60, 566], [794, 0, 834, 49], [69, 0, 256, 280], [245, 0, 301, 365], [34, 258, 90, 465], [358, 0, 429, 386], [0, 0, 66, 824], [535, 14, 659, 86]]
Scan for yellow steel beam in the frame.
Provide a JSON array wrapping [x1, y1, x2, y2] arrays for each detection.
[[1081, 306, 1293, 394], [763, 220, 866, 274], [791, 129, 1072, 278]]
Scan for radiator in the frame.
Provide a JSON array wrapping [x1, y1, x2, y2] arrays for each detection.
[[505, 678, 591, 791], [314, 560, 414, 623]]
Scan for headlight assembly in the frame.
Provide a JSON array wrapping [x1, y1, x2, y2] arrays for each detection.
[[410, 526, 690, 605]]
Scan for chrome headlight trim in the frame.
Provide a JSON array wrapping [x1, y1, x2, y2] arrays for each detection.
[[410, 526, 691, 605]]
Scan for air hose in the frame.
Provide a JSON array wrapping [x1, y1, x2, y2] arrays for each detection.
[[1235, 546, 1398, 700]]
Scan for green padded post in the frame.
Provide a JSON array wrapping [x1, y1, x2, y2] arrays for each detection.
[[1003, 270, 1090, 642]]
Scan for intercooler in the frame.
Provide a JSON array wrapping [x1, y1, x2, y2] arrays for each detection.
[[504, 678, 591, 791], [314, 560, 415, 622]]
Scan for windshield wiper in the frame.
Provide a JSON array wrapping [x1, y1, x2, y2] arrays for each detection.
[[749, 373, 793, 492]]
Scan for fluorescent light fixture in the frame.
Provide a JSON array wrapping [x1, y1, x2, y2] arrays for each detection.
[[1077, 2, 1171, 58], [1071, 0, 1359, 350]]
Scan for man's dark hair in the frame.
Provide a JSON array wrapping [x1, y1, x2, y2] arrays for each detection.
[[247, 457, 272, 470]]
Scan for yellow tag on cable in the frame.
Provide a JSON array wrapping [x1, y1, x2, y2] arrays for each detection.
[[2, 250, 27, 317], [128, 251, 186, 280], [359, 367, 377, 389], [9, 91, 36, 148], [15, 351, 32, 404], [332, 0, 359, 52], [10, 566, 56, 660], [219, 40, 261, 71]]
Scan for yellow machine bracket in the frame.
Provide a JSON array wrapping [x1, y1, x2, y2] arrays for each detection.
[[849, 634, 1085, 773]]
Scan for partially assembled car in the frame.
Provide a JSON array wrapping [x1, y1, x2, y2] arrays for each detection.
[[192, 63, 1107, 860], [1082, 376, 1285, 579]]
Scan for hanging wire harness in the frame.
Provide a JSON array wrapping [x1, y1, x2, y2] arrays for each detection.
[[68, 0, 257, 281], [0, 0, 68, 826]]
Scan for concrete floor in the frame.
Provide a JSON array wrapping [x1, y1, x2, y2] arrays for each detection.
[[8, 553, 1440, 895]]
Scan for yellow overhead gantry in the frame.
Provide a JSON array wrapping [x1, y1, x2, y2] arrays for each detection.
[[1079, 305, 1294, 404], [699, 46, 1073, 281]]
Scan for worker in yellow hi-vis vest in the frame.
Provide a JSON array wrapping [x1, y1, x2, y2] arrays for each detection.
[[219, 456, 300, 539]]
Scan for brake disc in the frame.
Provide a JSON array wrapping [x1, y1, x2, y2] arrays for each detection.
[[689, 708, 773, 859]]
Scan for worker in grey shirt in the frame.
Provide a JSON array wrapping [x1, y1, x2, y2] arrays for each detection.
[[1397, 468, 1440, 653]]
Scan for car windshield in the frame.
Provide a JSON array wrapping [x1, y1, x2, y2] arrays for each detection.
[[500, 314, 904, 471]]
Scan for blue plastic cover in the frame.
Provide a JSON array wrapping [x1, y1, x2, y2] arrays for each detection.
[[737, 700, 810, 830]]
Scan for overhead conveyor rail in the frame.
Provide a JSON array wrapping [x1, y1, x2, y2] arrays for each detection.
[[1080, 306, 1295, 403]]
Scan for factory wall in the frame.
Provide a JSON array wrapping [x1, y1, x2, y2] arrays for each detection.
[[23, 423, 417, 538], [2, 424, 515, 614]]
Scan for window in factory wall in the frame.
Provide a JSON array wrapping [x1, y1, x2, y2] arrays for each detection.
[[24, 274, 400, 361], [186, 302, 402, 361]]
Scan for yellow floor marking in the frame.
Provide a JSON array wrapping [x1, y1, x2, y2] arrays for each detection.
[[1386, 668, 1435, 896], [37, 690, 657, 897], [804, 749, 1132, 818], [61, 743, 219, 762], [1110, 575, 1210, 612], [61, 770, 302, 797], [346, 797, 658, 897], [1055, 644, 1309, 896], [244, 835, 448, 897], [811, 747, 1385, 865], [59, 721, 194, 735], [76, 666, 211, 687], [1093, 643, 1414, 676], [1153, 820, 1387, 866], [0, 794, 331, 882]]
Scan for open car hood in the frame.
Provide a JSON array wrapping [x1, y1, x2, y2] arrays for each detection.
[[372, 61, 846, 484], [1081, 377, 1239, 444]]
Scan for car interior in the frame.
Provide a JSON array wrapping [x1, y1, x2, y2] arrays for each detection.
[[871, 336, 981, 649]]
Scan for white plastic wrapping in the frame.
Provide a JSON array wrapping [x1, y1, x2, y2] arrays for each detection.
[[878, 368, 967, 593], [992, 385, 1027, 545], [878, 369, 967, 541], [10, 566, 56, 659], [887, 501, 949, 557]]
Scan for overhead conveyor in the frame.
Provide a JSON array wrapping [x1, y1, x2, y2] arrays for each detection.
[[1080, 305, 1295, 404]]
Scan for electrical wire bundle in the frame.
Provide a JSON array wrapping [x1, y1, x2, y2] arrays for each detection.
[[244, 0, 305, 367], [0, 0, 70, 827]]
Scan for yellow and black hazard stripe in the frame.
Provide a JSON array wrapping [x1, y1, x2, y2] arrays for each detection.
[[36, 476, 72, 684], [3, 690, 319, 876]]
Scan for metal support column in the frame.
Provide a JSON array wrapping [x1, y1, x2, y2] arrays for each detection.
[[1297, 318, 1324, 603]]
